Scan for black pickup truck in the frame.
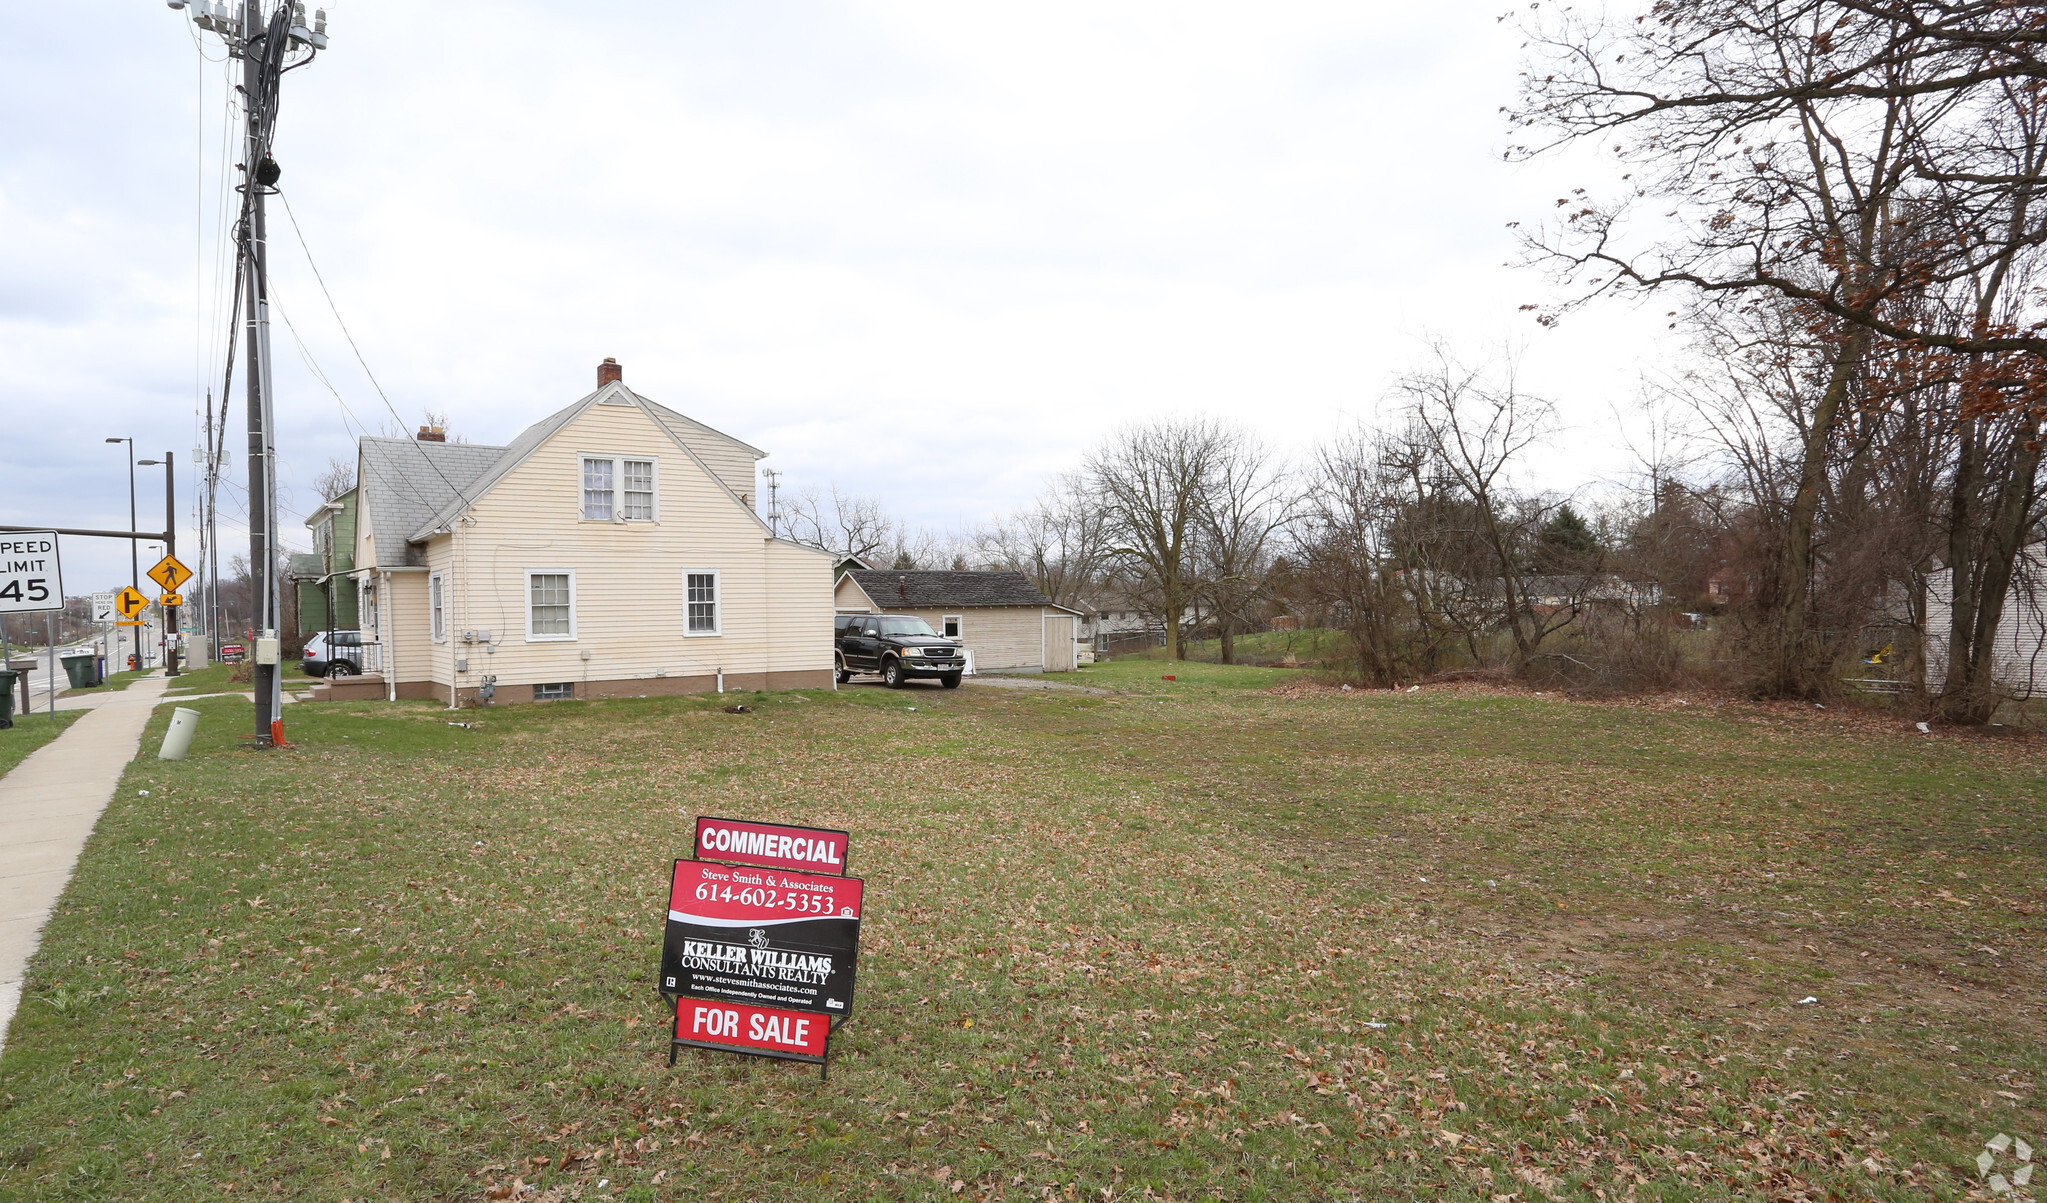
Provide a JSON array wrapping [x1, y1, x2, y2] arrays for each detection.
[[834, 614, 965, 688]]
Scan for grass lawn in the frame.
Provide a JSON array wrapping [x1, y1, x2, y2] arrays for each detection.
[[0, 671, 2041, 1200], [1116, 629, 1348, 667], [0, 709, 85, 777], [60, 667, 152, 698], [162, 663, 322, 699]]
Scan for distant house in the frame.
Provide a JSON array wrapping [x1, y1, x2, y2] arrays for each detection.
[[290, 487, 360, 639], [834, 570, 1082, 672], [1520, 575, 1662, 612], [1925, 546, 2047, 698], [1073, 594, 1157, 654], [332, 358, 834, 704]]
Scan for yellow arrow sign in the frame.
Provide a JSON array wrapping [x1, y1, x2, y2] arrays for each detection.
[[147, 555, 192, 594], [160, 592, 183, 608], [115, 586, 149, 618]]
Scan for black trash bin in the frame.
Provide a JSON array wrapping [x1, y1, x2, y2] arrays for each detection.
[[61, 654, 95, 690], [0, 669, 16, 729]]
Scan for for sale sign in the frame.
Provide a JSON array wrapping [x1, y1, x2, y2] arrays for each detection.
[[0, 532, 62, 615], [674, 998, 830, 1064], [659, 859, 862, 1016], [694, 815, 849, 875]]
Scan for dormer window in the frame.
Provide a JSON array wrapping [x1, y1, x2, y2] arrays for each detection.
[[581, 456, 658, 522]]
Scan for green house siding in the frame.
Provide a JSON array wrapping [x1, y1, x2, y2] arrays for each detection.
[[297, 578, 357, 633], [296, 488, 361, 636]]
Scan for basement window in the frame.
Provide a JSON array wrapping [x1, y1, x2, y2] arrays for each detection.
[[534, 682, 574, 701]]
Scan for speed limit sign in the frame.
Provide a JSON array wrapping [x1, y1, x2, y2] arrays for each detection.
[[0, 531, 63, 614]]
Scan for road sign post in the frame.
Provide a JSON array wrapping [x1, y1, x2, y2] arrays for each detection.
[[148, 552, 189, 679]]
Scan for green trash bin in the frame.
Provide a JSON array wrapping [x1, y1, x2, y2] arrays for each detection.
[[0, 670, 16, 730], [60, 654, 95, 690]]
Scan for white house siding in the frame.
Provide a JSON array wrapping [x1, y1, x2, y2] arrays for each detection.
[[420, 402, 829, 703], [898, 607, 1057, 671], [1924, 552, 2047, 698], [379, 570, 436, 699]]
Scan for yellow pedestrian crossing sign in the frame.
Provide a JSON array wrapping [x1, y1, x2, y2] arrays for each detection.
[[115, 586, 149, 619], [147, 554, 192, 594]]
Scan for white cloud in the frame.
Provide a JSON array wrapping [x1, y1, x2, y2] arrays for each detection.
[[0, 0, 1672, 592]]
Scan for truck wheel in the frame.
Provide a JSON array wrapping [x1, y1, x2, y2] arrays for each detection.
[[881, 658, 906, 689], [940, 672, 962, 689], [835, 654, 851, 685]]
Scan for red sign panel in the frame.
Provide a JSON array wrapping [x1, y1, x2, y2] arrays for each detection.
[[660, 860, 864, 1014], [694, 816, 849, 875], [674, 998, 829, 1062]]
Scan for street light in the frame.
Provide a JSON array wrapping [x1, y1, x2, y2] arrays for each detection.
[[106, 439, 137, 589], [107, 437, 137, 673]]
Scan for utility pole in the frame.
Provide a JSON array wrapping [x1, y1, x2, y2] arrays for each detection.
[[763, 468, 782, 537], [177, 0, 329, 745], [161, 453, 180, 676]]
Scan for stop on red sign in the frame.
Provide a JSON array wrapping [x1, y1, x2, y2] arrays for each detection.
[[674, 999, 828, 1062]]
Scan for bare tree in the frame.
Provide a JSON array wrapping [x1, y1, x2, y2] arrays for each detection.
[[782, 484, 901, 564], [1086, 420, 1229, 661], [978, 472, 1115, 609], [1399, 348, 1580, 667], [1191, 432, 1292, 664], [1515, 2, 2047, 698], [1295, 425, 1456, 684], [312, 456, 356, 502]]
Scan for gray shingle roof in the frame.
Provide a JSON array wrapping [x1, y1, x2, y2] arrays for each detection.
[[358, 437, 507, 567], [846, 570, 1063, 610]]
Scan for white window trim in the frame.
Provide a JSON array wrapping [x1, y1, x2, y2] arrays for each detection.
[[429, 571, 447, 643], [525, 569, 577, 642], [942, 614, 963, 639], [683, 569, 721, 637], [579, 453, 660, 523]]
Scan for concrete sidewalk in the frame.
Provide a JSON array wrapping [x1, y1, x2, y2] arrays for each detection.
[[0, 671, 171, 1052]]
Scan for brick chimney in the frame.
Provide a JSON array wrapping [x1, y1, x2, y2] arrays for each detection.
[[598, 357, 622, 387], [416, 425, 446, 442]]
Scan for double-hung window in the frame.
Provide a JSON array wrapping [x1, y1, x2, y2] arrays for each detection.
[[581, 455, 657, 521], [527, 570, 576, 641], [622, 460, 655, 520], [684, 570, 720, 636], [429, 572, 446, 642], [581, 458, 614, 521]]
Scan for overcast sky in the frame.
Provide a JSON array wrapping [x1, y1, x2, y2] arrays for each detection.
[[0, 1, 1674, 594]]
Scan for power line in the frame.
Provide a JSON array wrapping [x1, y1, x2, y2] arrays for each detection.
[[274, 188, 479, 515]]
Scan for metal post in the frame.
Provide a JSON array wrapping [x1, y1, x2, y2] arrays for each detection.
[[45, 613, 56, 714], [164, 452, 180, 677]]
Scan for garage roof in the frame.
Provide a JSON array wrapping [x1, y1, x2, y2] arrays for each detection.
[[845, 569, 1074, 612]]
